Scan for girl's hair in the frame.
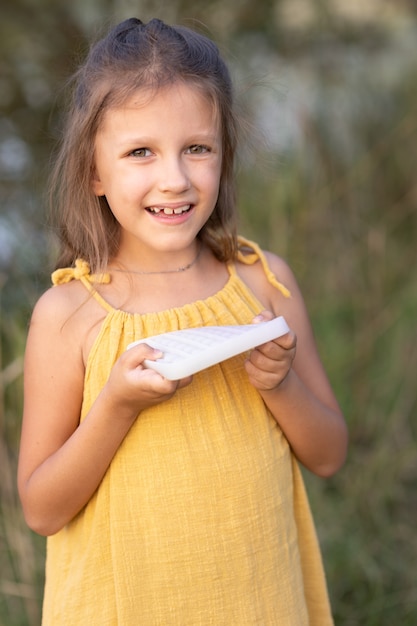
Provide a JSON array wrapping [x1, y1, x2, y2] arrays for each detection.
[[50, 17, 239, 272]]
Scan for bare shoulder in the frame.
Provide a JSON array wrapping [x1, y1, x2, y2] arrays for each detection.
[[258, 249, 313, 332], [28, 279, 107, 366], [263, 250, 297, 284], [27, 283, 85, 375], [31, 279, 92, 324], [236, 247, 302, 315]]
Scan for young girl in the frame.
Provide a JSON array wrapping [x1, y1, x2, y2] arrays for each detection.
[[18, 17, 348, 625]]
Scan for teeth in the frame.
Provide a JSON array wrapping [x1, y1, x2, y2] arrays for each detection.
[[148, 205, 190, 215]]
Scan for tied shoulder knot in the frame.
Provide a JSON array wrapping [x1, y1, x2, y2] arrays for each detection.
[[51, 259, 111, 286]]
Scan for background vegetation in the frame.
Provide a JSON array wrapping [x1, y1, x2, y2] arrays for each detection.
[[1, 0, 416, 624]]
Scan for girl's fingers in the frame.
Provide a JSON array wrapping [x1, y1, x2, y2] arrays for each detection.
[[252, 310, 274, 323], [273, 330, 297, 351], [123, 343, 163, 367], [252, 331, 296, 362]]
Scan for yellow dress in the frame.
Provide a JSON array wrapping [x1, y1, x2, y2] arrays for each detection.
[[43, 238, 333, 625]]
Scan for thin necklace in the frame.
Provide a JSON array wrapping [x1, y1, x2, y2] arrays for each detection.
[[110, 245, 202, 276]]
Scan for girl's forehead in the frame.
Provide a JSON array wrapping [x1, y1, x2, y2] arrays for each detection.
[[99, 83, 221, 133]]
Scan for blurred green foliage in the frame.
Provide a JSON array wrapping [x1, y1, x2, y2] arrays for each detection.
[[1, 1, 417, 624]]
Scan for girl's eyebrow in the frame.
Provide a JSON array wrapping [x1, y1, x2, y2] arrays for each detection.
[[190, 134, 220, 143], [118, 136, 153, 146], [117, 133, 221, 147]]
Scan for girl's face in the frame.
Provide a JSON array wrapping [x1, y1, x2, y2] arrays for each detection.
[[92, 82, 222, 264]]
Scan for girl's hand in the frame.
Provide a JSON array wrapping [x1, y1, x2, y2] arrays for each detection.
[[244, 311, 296, 392], [103, 343, 193, 418]]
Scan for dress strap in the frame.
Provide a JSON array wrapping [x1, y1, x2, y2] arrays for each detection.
[[235, 236, 291, 298], [51, 259, 114, 313]]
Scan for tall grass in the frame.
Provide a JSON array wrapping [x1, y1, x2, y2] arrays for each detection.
[[1, 48, 416, 626], [0, 288, 44, 626]]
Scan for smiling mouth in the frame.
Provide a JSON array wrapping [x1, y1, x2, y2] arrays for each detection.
[[147, 205, 192, 215]]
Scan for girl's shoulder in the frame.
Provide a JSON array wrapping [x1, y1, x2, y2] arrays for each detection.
[[262, 250, 297, 284], [32, 278, 97, 325], [236, 246, 301, 314], [29, 279, 107, 364]]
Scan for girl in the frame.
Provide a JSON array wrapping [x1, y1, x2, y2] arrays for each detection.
[[18, 17, 348, 625]]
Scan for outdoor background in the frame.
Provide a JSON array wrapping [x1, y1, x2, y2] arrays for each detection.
[[1, 0, 416, 624]]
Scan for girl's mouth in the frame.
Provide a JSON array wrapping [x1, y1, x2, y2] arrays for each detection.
[[147, 205, 192, 216]]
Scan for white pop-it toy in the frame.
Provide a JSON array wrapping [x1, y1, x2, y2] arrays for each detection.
[[127, 316, 289, 380]]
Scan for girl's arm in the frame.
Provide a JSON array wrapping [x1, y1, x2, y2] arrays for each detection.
[[244, 253, 348, 478], [18, 286, 188, 536]]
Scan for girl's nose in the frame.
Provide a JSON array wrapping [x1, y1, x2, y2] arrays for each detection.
[[157, 156, 191, 194]]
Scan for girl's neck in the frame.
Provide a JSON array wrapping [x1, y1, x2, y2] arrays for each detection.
[[101, 247, 229, 315], [109, 245, 202, 276]]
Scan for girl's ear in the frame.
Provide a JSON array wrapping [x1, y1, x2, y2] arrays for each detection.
[[91, 170, 105, 197]]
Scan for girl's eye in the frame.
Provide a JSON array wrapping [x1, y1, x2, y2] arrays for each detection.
[[187, 144, 210, 155], [130, 148, 151, 158]]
